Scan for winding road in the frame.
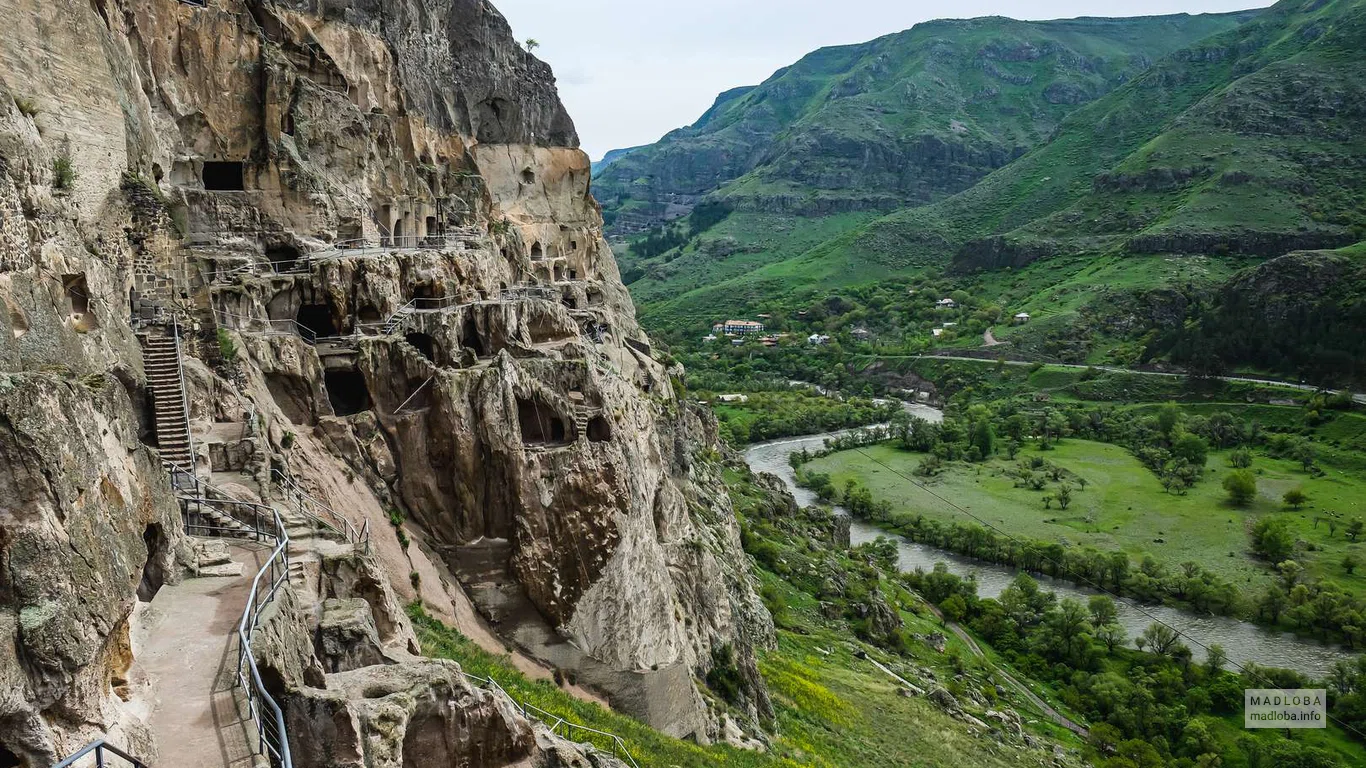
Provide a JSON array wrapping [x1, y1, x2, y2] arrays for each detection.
[[912, 353, 1366, 405]]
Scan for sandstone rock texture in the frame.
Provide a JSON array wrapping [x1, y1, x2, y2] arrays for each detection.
[[0, 0, 772, 761]]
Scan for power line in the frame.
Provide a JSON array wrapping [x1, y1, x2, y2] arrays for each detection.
[[847, 445, 1366, 743]]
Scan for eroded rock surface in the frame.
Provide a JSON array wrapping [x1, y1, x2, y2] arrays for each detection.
[[0, 0, 771, 760]]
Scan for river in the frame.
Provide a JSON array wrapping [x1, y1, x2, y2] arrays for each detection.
[[743, 410, 1354, 678]]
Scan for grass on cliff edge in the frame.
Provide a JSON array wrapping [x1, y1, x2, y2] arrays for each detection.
[[409, 600, 1065, 768]]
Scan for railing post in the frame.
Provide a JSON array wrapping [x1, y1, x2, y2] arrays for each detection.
[[94, 744, 106, 768]]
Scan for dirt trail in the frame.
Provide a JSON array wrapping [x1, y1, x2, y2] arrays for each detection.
[[926, 604, 1089, 738]]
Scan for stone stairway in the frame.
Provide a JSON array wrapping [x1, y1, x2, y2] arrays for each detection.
[[572, 409, 589, 442], [141, 332, 195, 469]]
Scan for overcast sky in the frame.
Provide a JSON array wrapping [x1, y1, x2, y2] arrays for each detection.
[[493, 0, 1269, 160]]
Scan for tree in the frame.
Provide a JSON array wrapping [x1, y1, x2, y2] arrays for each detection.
[[1088, 595, 1118, 628], [1056, 483, 1074, 510], [1228, 447, 1253, 469], [1223, 470, 1257, 506], [1258, 586, 1289, 623], [971, 419, 995, 460], [1005, 438, 1021, 460], [1096, 623, 1125, 653], [524, 38, 541, 50], [941, 594, 967, 625], [1250, 518, 1296, 562], [1205, 643, 1228, 674], [1283, 487, 1309, 510], [1141, 623, 1181, 656], [1293, 440, 1318, 472], [1345, 554, 1360, 575], [1156, 401, 1182, 436], [1173, 432, 1208, 467], [1348, 518, 1364, 542]]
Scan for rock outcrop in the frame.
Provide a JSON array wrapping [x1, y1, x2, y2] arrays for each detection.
[[0, 0, 772, 762]]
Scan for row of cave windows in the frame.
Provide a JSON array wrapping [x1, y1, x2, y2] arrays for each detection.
[[319, 369, 610, 445]]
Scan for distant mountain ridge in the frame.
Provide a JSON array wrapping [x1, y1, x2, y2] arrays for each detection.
[[594, 10, 1260, 238]]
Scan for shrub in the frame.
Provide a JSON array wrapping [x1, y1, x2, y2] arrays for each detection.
[[52, 153, 77, 190], [1222, 470, 1257, 506], [216, 327, 238, 363]]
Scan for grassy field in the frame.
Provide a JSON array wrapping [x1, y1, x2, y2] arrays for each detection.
[[806, 439, 1366, 595]]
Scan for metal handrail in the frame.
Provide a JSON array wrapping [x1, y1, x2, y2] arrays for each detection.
[[164, 461, 293, 768], [50, 740, 147, 768], [171, 318, 197, 466], [394, 376, 435, 414], [322, 232, 479, 253], [215, 309, 319, 345], [268, 468, 368, 549], [460, 673, 641, 768]]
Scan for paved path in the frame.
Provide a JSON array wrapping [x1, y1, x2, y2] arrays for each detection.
[[906, 353, 1366, 405], [982, 329, 1005, 347], [133, 545, 263, 768]]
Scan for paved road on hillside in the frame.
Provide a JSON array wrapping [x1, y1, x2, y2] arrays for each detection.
[[911, 354, 1366, 405]]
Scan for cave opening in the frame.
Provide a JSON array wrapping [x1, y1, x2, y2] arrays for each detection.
[[561, 290, 578, 310], [295, 304, 337, 338], [461, 316, 485, 357], [137, 524, 168, 602], [587, 289, 605, 306], [0, 741, 21, 768], [405, 332, 436, 363], [517, 398, 570, 445], [587, 416, 612, 443], [325, 370, 372, 417], [357, 304, 382, 326], [553, 264, 565, 282], [202, 161, 245, 191], [521, 168, 536, 184], [425, 216, 438, 242], [63, 273, 99, 330], [266, 244, 301, 272], [530, 242, 543, 260]]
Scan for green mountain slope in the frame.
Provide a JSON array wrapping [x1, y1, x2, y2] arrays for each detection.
[[595, 11, 1257, 237], [624, 0, 1366, 387]]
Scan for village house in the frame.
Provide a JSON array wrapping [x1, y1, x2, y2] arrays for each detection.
[[713, 319, 765, 335], [1014, 312, 1032, 324], [702, 334, 718, 343], [851, 327, 873, 340], [936, 298, 957, 309], [717, 394, 749, 404], [808, 333, 831, 345]]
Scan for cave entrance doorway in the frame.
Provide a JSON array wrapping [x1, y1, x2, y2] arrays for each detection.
[[425, 216, 438, 243], [531, 242, 543, 260], [392, 218, 405, 244], [325, 370, 372, 417], [517, 398, 570, 445], [405, 332, 436, 363], [266, 244, 301, 273], [202, 161, 245, 191], [0, 741, 20, 768], [295, 304, 337, 338], [461, 316, 485, 357], [138, 524, 168, 602], [587, 416, 612, 443]]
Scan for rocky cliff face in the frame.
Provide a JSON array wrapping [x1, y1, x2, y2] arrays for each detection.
[[0, 0, 771, 762]]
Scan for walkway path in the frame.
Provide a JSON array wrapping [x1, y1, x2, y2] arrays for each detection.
[[982, 328, 1005, 347], [132, 545, 264, 768]]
